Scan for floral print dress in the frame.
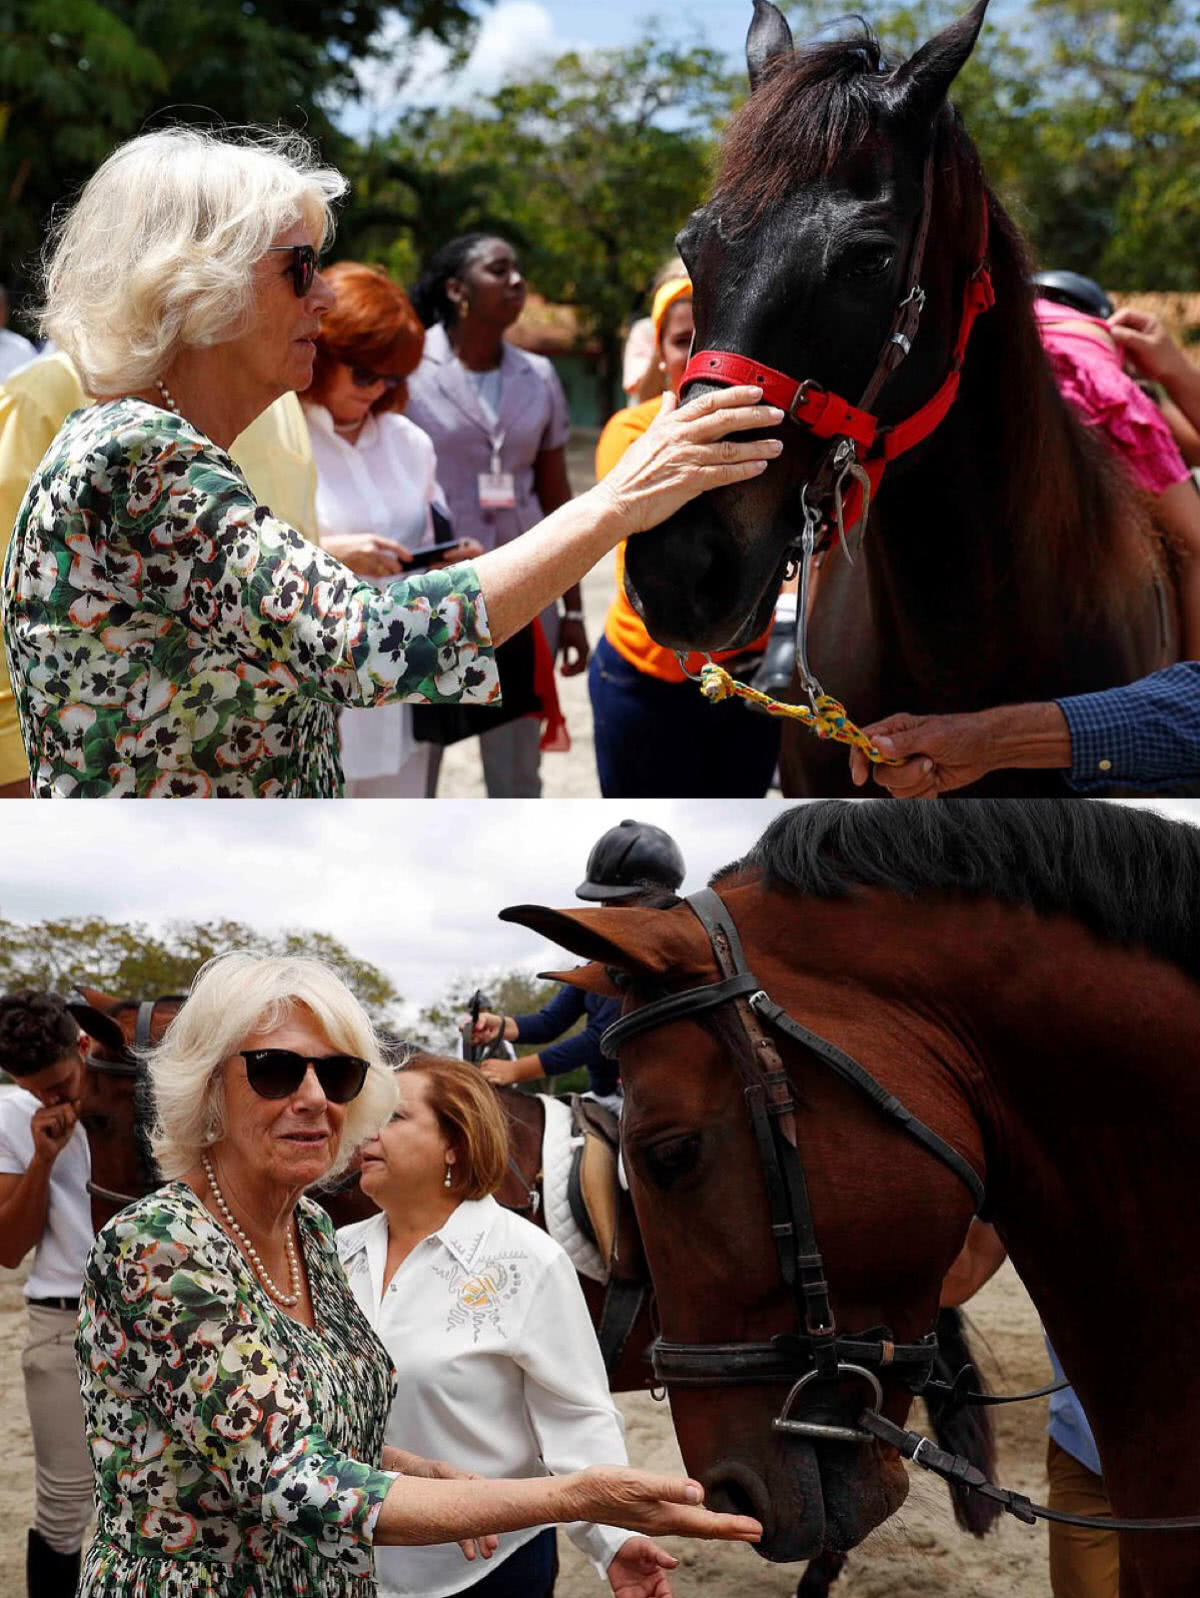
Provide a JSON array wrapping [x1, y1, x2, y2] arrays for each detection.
[[77, 1182, 399, 1598], [1, 399, 499, 795]]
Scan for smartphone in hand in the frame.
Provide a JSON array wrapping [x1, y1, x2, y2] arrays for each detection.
[[402, 542, 471, 572]]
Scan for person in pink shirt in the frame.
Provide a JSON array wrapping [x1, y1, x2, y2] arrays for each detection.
[[1033, 272, 1200, 658]]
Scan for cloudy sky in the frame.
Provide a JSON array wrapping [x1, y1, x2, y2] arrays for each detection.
[[346, 0, 771, 133], [2, 800, 1195, 1021], [0, 800, 788, 1016]]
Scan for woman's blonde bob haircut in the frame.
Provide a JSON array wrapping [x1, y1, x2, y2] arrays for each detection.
[[400, 1053, 510, 1201], [148, 951, 397, 1183], [40, 126, 347, 395]]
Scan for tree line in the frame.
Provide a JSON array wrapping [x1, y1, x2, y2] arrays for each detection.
[[3, 0, 1196, 418]]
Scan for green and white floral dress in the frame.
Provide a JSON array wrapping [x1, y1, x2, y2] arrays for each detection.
[[1, 399, 499, 795], [77, 1182, 399, 1597]]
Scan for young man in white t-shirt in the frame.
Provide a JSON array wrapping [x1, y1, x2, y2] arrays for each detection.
[[0, 991, 94, 1596]]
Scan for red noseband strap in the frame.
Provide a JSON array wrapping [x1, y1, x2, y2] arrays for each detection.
[[681, 246, 996, 535], [683, 351, 880, 452]]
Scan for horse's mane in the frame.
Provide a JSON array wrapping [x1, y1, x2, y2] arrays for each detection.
[[716, 28, 897, 225], [719, 801, 1200, 982], [710, 25, 1153, 641]]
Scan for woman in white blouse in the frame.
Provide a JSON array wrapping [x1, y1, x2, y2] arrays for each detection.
[[303, 263, 482, 797], [338, 1054, 678, 1598]]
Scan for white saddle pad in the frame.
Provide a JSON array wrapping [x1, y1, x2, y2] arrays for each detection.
[[539, 1092, 607, 1283]]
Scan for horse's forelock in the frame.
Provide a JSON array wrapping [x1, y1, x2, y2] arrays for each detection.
[[714, 32, 894, 228]]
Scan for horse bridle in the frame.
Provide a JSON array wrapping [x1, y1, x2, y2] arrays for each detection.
[[601, 892, 1200, 1535], [76, 994, 179, 1212], [677, 143, 995, 711], [601, 887, 984, 1443]]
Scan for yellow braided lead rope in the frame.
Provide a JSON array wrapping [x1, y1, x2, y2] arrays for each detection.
[[697, 662, 904, 766]]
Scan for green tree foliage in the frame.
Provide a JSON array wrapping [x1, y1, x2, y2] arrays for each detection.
[[0, 915, 402, 1022], [0, 0, 490, 321], [418, 967, 587, 1094], [778, 0, 1198, 288], [349, 38, 740, 414]]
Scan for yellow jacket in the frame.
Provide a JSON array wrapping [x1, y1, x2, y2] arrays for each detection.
[[0, 354, 318, 787]]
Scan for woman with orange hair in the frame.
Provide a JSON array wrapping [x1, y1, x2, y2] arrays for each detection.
[[588, 278, 781, 796], [302, 263, 482, 796]]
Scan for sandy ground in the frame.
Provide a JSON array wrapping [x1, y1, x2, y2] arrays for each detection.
[[0, 1257, 1054, 1597], [435, 430, 618, 801]]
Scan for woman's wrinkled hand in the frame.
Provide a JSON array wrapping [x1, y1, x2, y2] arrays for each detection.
[[564, 1466, 761, 1544], [321, 532, 411, 578], [606, 1536, 679, 1598], [594, 387, 785, 537]]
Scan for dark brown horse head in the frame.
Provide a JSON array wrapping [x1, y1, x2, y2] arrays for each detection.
[[501, 889, 981, 1562], [68, 985, 184, 1232], [624, 0, 991, 652]]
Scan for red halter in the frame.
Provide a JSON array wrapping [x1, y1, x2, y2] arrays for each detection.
[[681, 217, 995, 541]]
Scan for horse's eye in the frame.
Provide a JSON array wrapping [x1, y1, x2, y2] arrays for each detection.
[[605, 966, 632, 990], [641, 1134, 702, 1190], [838, 246, 895, 280]]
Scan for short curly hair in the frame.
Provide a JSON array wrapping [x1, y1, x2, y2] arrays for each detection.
[[40, 126, 347, 395], [0, 992, 79, 1078]]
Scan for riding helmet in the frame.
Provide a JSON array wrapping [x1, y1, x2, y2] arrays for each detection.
[[576, 819, 687, 902], [1031, 270, 1114, 320]]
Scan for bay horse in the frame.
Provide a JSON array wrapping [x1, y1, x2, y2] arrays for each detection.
[[503, 800, 1200, 1598], [624, 0, 1176, 796], [67, 986, 183, 1233]]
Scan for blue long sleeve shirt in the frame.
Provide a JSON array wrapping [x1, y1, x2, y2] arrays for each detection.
[[513, 985, 621, 1097], [1060, 662, 1200, 791]]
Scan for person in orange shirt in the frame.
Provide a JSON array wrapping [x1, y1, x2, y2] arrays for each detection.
[[588, 279, 781, 796]]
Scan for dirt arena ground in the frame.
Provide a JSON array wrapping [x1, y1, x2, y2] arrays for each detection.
[[0, 1256, 1054, 1597]]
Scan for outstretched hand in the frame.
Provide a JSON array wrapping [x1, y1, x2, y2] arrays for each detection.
[[566, 1466, 761, 1544], [595, 387, 785, 537], [607, 1536, 679, 1598]]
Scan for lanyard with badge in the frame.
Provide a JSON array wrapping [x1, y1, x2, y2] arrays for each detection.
[[478, 430, 517, 511]]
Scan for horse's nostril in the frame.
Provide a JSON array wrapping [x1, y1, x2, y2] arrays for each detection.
[[708, 1477, 757, 1518]]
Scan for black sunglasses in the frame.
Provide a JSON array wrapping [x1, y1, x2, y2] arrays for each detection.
[[351, 365, 404, 390], [267, 243, 318, 298], [240, 1048, 368, 1103]]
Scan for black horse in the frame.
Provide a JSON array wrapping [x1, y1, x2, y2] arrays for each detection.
[[624, 0, 1176, 796]]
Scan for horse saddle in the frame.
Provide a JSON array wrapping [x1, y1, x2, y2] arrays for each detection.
[[566, 1096, 643, 1288]]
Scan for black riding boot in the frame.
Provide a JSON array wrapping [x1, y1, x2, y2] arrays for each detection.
[[26, 1528, 81, 1598]]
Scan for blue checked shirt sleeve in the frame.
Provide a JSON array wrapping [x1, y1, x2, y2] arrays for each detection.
[[1058, 663, 1200, 791]]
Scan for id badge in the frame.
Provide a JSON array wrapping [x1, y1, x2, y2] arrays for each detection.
[[478, 471, 517, 509]]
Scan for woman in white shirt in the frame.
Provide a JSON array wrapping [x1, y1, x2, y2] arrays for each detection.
[[303, 263, 483, 797], [337, 1055, 678, 1598]]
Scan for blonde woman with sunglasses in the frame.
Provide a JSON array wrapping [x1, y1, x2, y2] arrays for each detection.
[[1, 129, 783, 798], [74, 954, 761, 1598]]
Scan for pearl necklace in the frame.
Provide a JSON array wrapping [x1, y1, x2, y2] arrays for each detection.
[[155, 378, 182, 416], [202, 1153, 300, 1307]]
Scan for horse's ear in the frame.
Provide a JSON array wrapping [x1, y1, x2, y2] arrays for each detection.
[[887, 0, 989, 132], [747, 0, 793, 91], [539, 965, 622, 999], [500, 903, 713, 980]]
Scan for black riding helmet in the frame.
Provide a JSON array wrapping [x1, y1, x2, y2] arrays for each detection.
[[576, 819, 686, 902], [1031, 270, 1114, 320]]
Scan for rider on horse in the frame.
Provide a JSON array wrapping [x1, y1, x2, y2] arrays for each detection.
[[467, 819, 686, 1112]]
